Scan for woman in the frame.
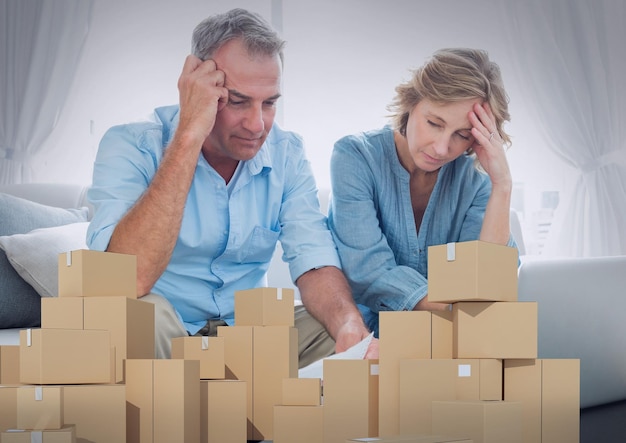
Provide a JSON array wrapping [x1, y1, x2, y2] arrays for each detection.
[[328, 48, 518, 336]]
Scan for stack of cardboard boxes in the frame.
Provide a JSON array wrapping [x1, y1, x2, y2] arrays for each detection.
[[0, 249, 153, 442], [1, 241, 580, 443]]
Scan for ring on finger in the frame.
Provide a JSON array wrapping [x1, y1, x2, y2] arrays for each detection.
[[488, 132, 496, 141]]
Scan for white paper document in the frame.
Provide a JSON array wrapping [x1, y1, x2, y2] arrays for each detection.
[[298, 332, 374, 379]]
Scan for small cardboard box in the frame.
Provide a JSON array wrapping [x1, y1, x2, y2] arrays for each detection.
[[252, 326, 298, 441], [323, 359, 379, 443], [126, 359, 200, 443], [200, 380, 247, 443], [172, 336, 225, 380], [399, 359, 502, 435], [1, 425, 76, 443], [504, 359, 580, 443], [0, 345, 20, 384], [453, 302, 538, 359], [217, 325, 254, 439], [428, 241, 518, 303], [63, 384, 126, 443], [431, 400, 522, 443], [273, 405, 323, 443], [234, 287, 295, 326], [84, 296, 155, 383], [378, 311, 431, 437], [19, 329, 112, 384], [281, 377, 321, 406], [41, 297, 85, 330], [57, 249, 137, 298], [16, 386, 63, 430]]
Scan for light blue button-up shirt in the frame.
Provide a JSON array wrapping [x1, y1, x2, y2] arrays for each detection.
[[87, 105, 340, 334], [328, 126, 517, 335]]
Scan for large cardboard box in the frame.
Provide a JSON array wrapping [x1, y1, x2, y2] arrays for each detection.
[[84, 296, 155, 382], [57, 249, 136, 298], [274, 405, 323, 443], [0, 345, 20, 384], [41, 297, 85, 330], [428, 241, 518, 303], [217, 325, 254, 438], [172, 336, 225, 380], [200, 380, 247, 443], [1, 425, 75, 443], [399, 359, 502, 435], [504, 359, 580, 443], [16, 386, 63, 430], [19, 329, 112, 384], [126, 359, 200, 443], [0, 386, 18, 432], [282, 377, 322, 406], [63, 384, 126, 443], [252, 326, 298, 441], [234, 287, 295, 326], [323, 359, 379, 443], [453, 302, 537, 359], [431, 400, 522, 443], [378, 311, 431, 437]]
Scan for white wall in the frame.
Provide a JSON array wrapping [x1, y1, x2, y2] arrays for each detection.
[[32, 0, 576, 253]]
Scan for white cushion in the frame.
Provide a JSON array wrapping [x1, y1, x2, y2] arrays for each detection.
[[0, 222, 89, 298]]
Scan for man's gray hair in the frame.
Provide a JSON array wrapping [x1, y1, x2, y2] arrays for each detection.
[[191, 8, 285, 64]]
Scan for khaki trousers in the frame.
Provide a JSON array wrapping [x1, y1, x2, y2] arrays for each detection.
[[141, 293, 336, 369]]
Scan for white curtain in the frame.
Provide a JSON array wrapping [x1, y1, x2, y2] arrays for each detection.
[[0, 0, 93, 184], [500, 0, 626, 257]]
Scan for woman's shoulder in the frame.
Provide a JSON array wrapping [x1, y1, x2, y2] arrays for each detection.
[[335, 126, 395, 158]]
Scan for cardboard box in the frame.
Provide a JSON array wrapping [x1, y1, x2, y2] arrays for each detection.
[[432, 311, 454, 359], [378, 311, 431, 436], [453, 302, 538, 359], [126, 359, 200, 443], [252, 326, 298, 441], [346, 436, 473, 442], [428, 241, 518, 303], [57, 249, 136, 298], [84, 296, 155, 382], [234, 287, 295, 326], [0, 386, 18, 433], [431, 400, 522, 443], [273, 405, 323, 443], [0, 345, 20, 384], [19, 329, 112, 384], [282, 377, 321, 406], [63, 384, 126, 443], [200, 380, 247, 443], [399, 359, 502, 435], [16, 386, 63, 430], [1, 425, 75, 443], [323, 359, 379, 443], [217, 325, 254, 438], [172, 336, 225, 380], [504, 359, 580, 443], [41, 297, 85, 329]]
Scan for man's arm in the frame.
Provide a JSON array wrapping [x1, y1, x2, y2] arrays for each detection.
[[296, 266, 377, 357], [106, 56, 228, 295]]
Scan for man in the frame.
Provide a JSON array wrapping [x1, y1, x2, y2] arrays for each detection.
[[86, 8, 377, 367]]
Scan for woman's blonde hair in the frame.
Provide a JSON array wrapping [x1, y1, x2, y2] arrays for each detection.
[[388, 48, 511, 148]]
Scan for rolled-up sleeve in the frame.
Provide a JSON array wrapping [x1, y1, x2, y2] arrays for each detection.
[[275, 135, 341, 283]]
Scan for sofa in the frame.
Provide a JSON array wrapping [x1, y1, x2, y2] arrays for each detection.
[[1, 183, 625, 440]]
